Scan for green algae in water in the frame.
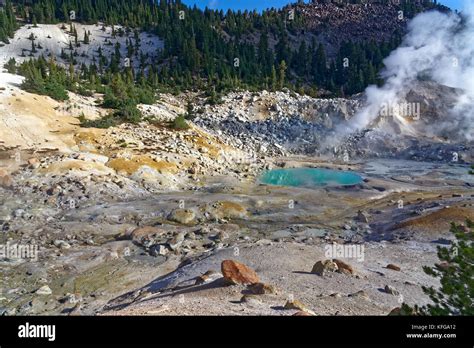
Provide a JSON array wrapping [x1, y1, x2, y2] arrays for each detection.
[[260, 168, 363, 187]]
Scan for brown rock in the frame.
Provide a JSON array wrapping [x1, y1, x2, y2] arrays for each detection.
[[0, 168, 13, 188], [28, 158, 40, 169], [333, 259, 355, 275], [168, 209, 196, 225], [386, 264, 401, 271], [221, 260, 259, 285], [209, 201, 248, 220], [247, 282, 277, 295], [311, 259, 338, 276]]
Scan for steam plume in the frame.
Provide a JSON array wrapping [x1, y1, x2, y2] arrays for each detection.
[[341, 2, 474, 141]]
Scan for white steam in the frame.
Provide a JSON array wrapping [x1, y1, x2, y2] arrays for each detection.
[[342, 2, 474, 141]]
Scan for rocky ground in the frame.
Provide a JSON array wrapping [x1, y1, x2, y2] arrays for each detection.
[[1, 63, 473, 316], [1, 146, 472, 316]]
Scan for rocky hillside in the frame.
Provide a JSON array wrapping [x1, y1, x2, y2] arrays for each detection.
[[0, 23, 162, 69], [263, 2, 408, 56], [0, 0, 446, 98]]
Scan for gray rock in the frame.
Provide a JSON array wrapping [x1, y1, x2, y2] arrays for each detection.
[[53, 240, 71, 249], [168, 232, 185, 251], [150, 244, 168, 257], [384, 285, 400, 296], [35, 285, 52, 295], [349, 290, 370, 300]]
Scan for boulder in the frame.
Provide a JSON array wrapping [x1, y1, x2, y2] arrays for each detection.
[[333, 259, 355, 275], [168, 209, 196, 225], [35, 285, 52, 295], [384, 285, 400, 296], [348, 290, 370, 301], [168, 232, 185, 251], [311, 260, 338, 276], [284, 299, 315, 315], [0, 168, 13, 188], [53, 240, 71, 250], [240, 294, 262, 305], [247, 282, 277, 295], [207, 201, 248, 220], [386, 264, 401, 271], [221, 260, 259, 285], [388, 305, 417, 316]]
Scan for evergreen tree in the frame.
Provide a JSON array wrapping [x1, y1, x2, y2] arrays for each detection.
[[270, 65, 277, 91], [4, 57, 16, 73], [278, 60, 287, 90], [400, 220, 473, 316], [83, 31, 89, 44], [2, 0, 433, 127]]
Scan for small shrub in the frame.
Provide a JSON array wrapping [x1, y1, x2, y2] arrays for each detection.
[[171, 115, 189, 130], [4, 58, 17, 74]]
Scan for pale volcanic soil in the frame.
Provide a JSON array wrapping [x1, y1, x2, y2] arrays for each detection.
[[99, 169, 472, 316]]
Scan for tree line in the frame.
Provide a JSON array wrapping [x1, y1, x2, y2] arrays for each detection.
[[0, 0, 17, 43], [2, 0, 443, 126]]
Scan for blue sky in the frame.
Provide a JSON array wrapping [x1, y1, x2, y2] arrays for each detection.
[[183, 0, 464, 12]]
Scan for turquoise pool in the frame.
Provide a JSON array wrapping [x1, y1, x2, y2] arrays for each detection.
[[260, 168, 363, 187]]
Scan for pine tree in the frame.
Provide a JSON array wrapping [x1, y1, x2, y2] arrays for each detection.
[[278, 60, 287, 90], [4, 57, 16, 73], [270, 65, 277, 91], [401, 220, 474, 316], [185, 100, 195, 120], [83, 31, 89, 44]]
